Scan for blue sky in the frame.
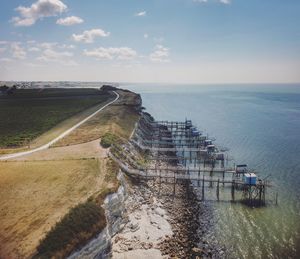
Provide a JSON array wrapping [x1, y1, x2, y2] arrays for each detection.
[[0, 0, 299, 83]]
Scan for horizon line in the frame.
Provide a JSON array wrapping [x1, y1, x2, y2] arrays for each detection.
[[1, 81, 300, 85]]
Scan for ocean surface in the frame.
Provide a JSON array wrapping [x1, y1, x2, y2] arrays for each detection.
[[124, 83, 300, 259]]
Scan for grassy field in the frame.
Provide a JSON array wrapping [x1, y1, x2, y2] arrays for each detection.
[[0, 159, 105, 258], [0, 88, 141, 258], [0, 88, 113, 148]]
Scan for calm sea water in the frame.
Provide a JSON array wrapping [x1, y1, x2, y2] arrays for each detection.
[[124, 83, 300, 259]]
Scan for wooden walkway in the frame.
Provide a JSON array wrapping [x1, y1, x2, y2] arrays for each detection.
[[134, 135, 208, 147], [131, 139, 211, 153], [111, 146, 227, 173], [109, 151, 271, 187]]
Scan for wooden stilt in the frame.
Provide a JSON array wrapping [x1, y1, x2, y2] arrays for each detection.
[[231, 180, 235, 201], [202, 175, 205, 200], [217, 179, 220, 201], [259, 185, 262, 206]]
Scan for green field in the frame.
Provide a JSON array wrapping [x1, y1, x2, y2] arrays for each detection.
[[0, 88, 113, 147]]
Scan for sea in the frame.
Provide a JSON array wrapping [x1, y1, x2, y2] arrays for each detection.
[[124, 83, 300, 259]]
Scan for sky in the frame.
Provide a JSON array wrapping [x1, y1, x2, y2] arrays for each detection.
[[0, 0, 299, 83]]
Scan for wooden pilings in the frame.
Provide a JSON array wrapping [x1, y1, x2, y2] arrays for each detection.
[[217, 179, 220, 201], [125, 114, 273, 207], [231, 180, 235, 201], [202, 175, 205, 200]]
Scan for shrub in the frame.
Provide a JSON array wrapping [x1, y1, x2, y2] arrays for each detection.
[[100, 133, 118, 148]]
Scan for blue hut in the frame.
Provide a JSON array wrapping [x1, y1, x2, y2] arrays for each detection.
[[243, 173, 257, 185]]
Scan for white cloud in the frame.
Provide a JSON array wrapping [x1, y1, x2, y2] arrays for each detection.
[[84, 47, 138, 60], [37, 48, 77, 65], [193, 0, 208, 3], [27, 40, 37, 44], [0, 58, 13, 62], [219, 0, 231, 4], [26, 62, 44, 68], [26, 41, 76, 54], [38, 42, 58, 49], [56, 16, 83, 26], [0, 48, 6, 53], [36, 42, 74, 50], [72, 29, 110, 43], [144, 33, 149, 39], [59, 44, 76, 49], [11, 42, 27, 59], [11, 0, 67, 27], [150, 45, 170, 63], [28, 47, 41, 52], [38, 49, 73, 60], [135, 11, 146, 17]]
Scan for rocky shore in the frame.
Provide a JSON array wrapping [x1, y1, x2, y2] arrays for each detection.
[[111, 176, 226, 258]]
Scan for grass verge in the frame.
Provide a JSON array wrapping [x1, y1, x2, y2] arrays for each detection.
[[0, 159, 103, 258]]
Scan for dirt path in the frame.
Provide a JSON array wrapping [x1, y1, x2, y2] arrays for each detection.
[[11, 139, 107, 161]]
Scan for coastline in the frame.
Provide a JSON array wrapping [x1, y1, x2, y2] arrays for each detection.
[[63, 87, 232, 259], [0, 85, 226, 258], [105, 101, 232, 258], [110, 177, 225, 258]]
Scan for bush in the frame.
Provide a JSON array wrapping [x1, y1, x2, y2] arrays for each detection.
[[100, 133, 118, 148]]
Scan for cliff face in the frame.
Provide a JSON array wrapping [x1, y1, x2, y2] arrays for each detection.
[[68, 172, 129, 259]]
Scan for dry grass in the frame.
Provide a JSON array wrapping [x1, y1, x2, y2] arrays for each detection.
[[0, 159, 106, 258], [33, 158, 120, 259], [0, 146, 28, 155], [11, 139, 108, 162], [54, 90, 140, 147]]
